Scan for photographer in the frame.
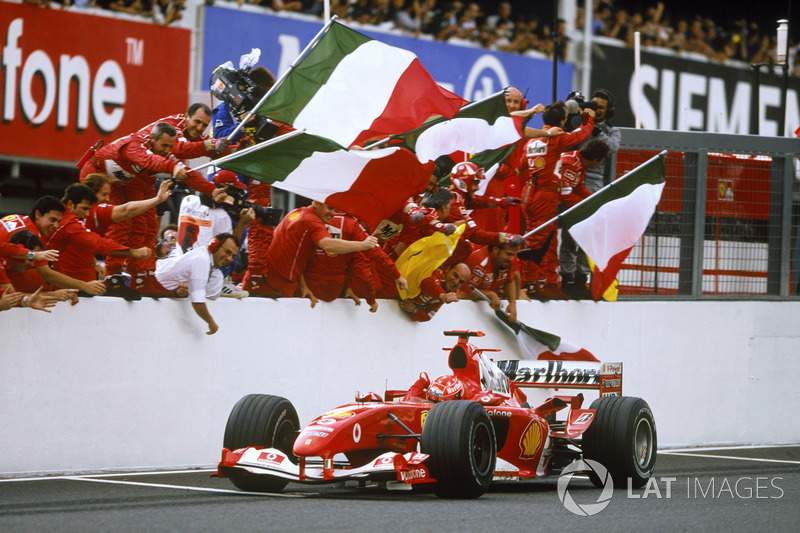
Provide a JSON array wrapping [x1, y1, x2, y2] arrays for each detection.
[[176, 177, 256, 298], [560, 89, 621, 296], [209, 60, 292, 297]]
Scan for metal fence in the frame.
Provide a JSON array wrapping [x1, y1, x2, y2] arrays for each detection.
[[608, 129, 800, 299]]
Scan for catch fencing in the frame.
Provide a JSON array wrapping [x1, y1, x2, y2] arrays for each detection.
[[607, 129, 800, 299]]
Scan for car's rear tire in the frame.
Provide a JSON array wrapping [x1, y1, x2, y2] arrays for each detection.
[[421, 400, 496, 499], [223, 394, 299, 492], [582, 396, 657, 489]]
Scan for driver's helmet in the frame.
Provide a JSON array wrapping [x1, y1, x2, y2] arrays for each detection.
[[450, 162, 484, 195], [427, 374, 464, 402]]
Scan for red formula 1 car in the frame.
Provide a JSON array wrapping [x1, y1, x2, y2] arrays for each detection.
[[216, 330, 657, 499]]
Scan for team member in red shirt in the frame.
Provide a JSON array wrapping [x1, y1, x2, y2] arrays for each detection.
[[518, 101, 595, 299], [398, 262, 471, 322], [420, 188, 524, 268], [0, 196, 106, 295], [302, 213, 406, 311], [45, 184, 152, 293], [80, 174, 172, 238], [458, 243, 521, 322], [136, 103, 235, 160], [79, 122, 226, 295], [0, 230, 78, 310], [262, 201, 379, 300]]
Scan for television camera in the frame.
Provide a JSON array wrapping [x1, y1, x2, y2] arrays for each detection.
[[221, 185, 283, 227], [209, 65, 278, 143]]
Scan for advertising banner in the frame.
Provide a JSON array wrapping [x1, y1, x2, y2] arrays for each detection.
[[590, 42, 800, 135], [0, 4, 191, 163], [200, 7, 573, 111]]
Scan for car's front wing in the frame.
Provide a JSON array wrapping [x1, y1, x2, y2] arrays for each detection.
[[217, 447, 435, 486]]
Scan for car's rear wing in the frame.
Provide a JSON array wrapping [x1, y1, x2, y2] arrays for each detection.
[[495, 360, 623, 396]]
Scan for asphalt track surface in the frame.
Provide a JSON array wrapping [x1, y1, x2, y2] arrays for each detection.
[[2, 445, 798, 532]]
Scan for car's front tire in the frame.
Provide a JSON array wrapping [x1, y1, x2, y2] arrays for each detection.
[[421, 400, 497, 499], [582, 396, 657, 489], [223, 394, 299, 492]]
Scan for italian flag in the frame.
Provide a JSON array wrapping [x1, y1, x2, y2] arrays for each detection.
[[495, 311, 599, 361], [257, 21, 465, 148], [219, 132, 434, 231], [560, 152, 666, 301], [391, 91, 524, 163]]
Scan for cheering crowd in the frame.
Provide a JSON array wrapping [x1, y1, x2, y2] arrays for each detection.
[[19, 0, 797, 71], [1, 59, 620, 334]]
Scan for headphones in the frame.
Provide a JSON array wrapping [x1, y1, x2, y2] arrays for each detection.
[[207, 237, 220, 253], [591, 89, 615, 120]]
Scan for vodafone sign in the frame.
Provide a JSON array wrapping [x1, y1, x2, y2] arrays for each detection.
[[1, 4, 190, 163]]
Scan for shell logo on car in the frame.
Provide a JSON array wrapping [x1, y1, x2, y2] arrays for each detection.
[[520, 419, 542, 459]]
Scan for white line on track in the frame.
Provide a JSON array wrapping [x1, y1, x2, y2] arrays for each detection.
[[662, 444, 800, 453], [61, 476, 310, 498], [659, 451, 800, 465], [0, 469, 217, 483]]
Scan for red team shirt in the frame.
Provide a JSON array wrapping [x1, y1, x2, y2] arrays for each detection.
[[0, 214, 50, 292], [460, 245, 520, 297], [558, 150, 592, 208], [44, 209, 129, 282], [405, 269, 447, 322], [521, 117, 594, 197], [265, 206, 334, 284]]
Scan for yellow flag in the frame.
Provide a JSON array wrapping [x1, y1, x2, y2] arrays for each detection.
[[587, 256, 619, 301], [396, 224, 465, 299]]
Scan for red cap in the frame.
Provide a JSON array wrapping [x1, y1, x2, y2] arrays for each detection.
[[212, 170, 246, 190]]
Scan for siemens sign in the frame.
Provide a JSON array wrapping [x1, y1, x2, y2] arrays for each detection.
[[201, 7, 572, 106]]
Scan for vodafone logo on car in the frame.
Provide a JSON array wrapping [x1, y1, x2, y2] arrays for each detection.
[[257, 452, 284, 466]]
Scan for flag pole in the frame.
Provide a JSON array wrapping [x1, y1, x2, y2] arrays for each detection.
[[520, 149, 667, 240], [190, 128, 306, 173], [363, 90, 508, 150], [225, 16, 339, 142]]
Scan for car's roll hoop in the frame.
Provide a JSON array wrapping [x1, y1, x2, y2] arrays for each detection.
[[443, 330, 485, 342]]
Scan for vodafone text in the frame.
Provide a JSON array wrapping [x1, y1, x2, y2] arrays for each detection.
[[2, 18, 126, 132]]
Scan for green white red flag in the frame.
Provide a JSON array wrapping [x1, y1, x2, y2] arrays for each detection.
[[218, 132, 434, 231], [516, 326, 600, 362], [256, 21, 464, 148], [390, 91, 524, 163], [559, 152, 666, 301], [492, 309, 599, 361]]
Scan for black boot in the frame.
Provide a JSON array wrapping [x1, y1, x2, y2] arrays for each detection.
[[561, 272, 580, 299], [570, 273, 593, 300]]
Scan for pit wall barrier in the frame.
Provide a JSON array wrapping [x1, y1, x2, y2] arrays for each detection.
[[2, 298, 799, 476]]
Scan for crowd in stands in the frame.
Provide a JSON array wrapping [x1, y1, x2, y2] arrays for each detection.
[[243, 0, 796, 70], [21, 0, 188, 26], [17, 0, 797, 71]]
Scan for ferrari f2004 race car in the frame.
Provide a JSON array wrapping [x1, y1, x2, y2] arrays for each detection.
[[216, 330, 656, 498]]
